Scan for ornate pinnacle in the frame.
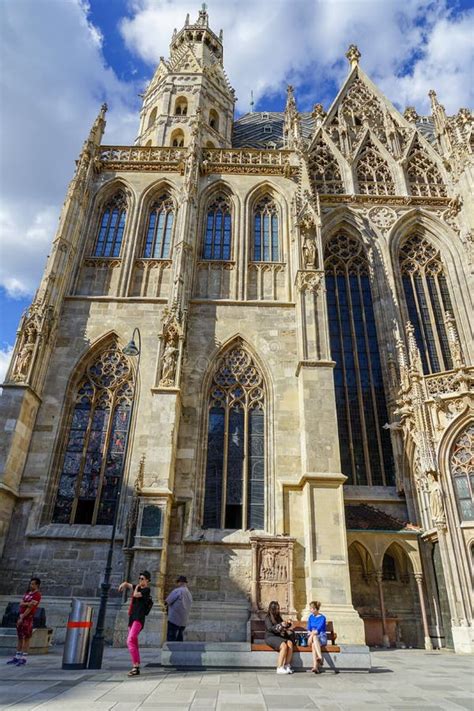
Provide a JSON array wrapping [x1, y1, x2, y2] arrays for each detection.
[[406, 321, 422, 374], [444, 311, 464, 368], [403, 106, 419, 123], [311, 103, 326, 121], [346, 44, 361, 68]]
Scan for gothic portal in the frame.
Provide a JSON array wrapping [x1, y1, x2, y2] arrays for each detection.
[[0, 8, 473, 654]]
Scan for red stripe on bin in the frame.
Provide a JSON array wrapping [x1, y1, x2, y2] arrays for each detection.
[[67, 621, 92, 628]]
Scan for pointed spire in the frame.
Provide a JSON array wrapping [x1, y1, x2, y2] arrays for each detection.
[[429, 89, 447, 130], [406, 321, 423, 374], [311, 103, 326, 128], [346, 44, 361, 69], [403, 106, 419, 124], [284, 85, 301, 149], [394, 321, 410, 390], [445, 312, 464, 368], [88, 103, 107, 147], [197, 3, 209, 27]]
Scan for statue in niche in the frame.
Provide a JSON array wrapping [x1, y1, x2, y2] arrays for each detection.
[[428, 471, 445, 525], [13, 327, 36, 382], [302, 234, 318, 269], [160, 339, 179, 386]]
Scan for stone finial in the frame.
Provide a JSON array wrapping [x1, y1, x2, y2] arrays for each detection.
[[444, 311, 464, 368], [311, 103, 326, 121], [403, 106, 419, 123], [185, 13, 190, 26], [406, 321, 422, 374], [346, 44, 361, 69], [457, 107, 471, 124]]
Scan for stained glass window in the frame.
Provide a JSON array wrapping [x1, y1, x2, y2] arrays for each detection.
[[450, 422, 474, 522], [143, 195, 174, 259], [203, 195, 232, 260], [399, 234, 456, 373], [52, 346, 134, 525], [325, 233, 395, 486], [203, 345, 265, 529], [254, 196, 279, 262], [93, 192, 127, 258]]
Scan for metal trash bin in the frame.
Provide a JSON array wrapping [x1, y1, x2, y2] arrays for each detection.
[[62, 599, 93, 669]]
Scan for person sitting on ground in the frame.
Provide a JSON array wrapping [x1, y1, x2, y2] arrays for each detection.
[[118, 570, 151, 677], [165, 575, 193, 642], [307, 600, 327, 673], [6, 577, 42, 666], [264, 600, 296, 675]]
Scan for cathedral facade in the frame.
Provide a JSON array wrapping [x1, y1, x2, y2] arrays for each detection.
[[0, 8, 473, 653]]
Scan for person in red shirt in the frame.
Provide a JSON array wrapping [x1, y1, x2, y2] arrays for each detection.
[[6, 578, 42, 666]]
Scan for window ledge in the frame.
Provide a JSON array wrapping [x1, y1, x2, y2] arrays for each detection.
[[460, 521, 474, 529], [27, 523, 124, 542], [185, 528, 266, 545]]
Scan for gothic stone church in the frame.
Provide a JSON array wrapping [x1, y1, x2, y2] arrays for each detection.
[[1, 8, 473, 654]]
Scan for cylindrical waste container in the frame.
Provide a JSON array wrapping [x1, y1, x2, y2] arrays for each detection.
[[62, 599, 93, 669]]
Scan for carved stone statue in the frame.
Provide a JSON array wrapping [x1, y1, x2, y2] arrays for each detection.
[[302, 234, 317, 269], [160, 341, 179, 386], [428, 472, 445, 525], [13, 328, 36, 382]]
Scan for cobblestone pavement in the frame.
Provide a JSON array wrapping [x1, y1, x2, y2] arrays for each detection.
[[0, 648, 473, 710]]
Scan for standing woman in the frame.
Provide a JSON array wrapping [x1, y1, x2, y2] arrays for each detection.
[[264, 600, 295, 674], [118, 571, 151, 677]]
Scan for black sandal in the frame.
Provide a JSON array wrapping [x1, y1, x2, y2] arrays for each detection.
[[127, 667, 140, 676]]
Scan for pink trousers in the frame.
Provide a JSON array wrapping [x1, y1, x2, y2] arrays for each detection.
[[127, 620, 143, 665]]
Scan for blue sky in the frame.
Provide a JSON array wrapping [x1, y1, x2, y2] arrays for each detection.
[[0, 0, 473, 380]]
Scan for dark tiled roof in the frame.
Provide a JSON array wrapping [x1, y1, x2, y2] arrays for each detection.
[[232, 112, 315, 149], [345, 503, 414, 532]]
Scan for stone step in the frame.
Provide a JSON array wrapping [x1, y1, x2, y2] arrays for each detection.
[[160, 642, 371, 672]]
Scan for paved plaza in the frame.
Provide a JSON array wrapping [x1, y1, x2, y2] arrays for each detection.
[[0, 647, 473, 710]]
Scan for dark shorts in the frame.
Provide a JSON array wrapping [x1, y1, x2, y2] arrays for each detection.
[[17, 617, 33, 640]]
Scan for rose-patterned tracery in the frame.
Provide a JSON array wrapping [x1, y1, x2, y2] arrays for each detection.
[[52, 345, 134, 526], [324, 234, 395, 486], [450, 422, 474, 521], [203, 345, 265, 530], [399, 234, 456, 373]]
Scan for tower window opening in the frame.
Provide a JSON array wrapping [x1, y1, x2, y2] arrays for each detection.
[[209, 109, 219, 131], [175, 97, 188, 116], [264, 124, 272, 134], [147, 107, 157, 130], [171, 129, 185, 148]]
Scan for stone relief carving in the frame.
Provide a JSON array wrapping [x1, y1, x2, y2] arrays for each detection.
[[368, 206, 397, 231]]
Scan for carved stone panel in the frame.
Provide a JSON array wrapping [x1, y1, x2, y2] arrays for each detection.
[[250, 536, 296, 617]]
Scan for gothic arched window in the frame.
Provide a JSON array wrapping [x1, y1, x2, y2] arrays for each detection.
[[203, 194, 232, 260], [399, 234, 455, 373], [253, 196, 279, 262], [203, 345, 265, 530], [175, 97, 188, 116], [143, 194, 174, 259], [382, 553, 397, 581], [93, 192, 127, 258], [325, 233, 395, 486], [356, 143, 394, 195], [406, 149, 446, 197], [171, 129, 185, 147], [308, 138, 344, 194], [450, 422, 474, 521], [52, 346, 134, 526]]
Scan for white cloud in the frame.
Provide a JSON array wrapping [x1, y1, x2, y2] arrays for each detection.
[[0, 344, 13, 384], [120, 0, 473, 113], [0, 0, 138, 299]]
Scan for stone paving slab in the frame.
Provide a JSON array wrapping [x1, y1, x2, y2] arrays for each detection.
[[0, 647, 472, 710]]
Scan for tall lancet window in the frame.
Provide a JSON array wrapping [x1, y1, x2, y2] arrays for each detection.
[[93, 191, 127, 258], [325, 234, 395, 486], [52, 345, 134, 526], [399, 233, 455, 373], [143, 194, 174, 258], [450, 422, 474, 522], [203, 345, 265, 530], [253, 196, 279, 261], [203, 194, 232, 260]]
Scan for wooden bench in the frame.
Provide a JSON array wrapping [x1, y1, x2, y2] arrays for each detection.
[[250, 619, 340, 653]]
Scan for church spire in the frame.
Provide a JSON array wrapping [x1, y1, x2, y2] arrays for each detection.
[[170, 5, 224, 66]]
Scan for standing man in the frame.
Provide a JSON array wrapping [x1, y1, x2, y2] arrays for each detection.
[[165, 575, 193, 642], [6, 577, 42, 666]]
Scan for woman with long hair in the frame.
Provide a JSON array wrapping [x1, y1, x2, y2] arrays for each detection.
[[118, 571, 151, 676], [264, 600, 295, 674]]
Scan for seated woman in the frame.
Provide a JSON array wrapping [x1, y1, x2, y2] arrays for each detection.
[[307, 600, 327, 673], [264, 600, 296, 675]]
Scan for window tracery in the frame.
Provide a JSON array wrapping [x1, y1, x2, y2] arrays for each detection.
[[325, 233, 395, 486], [308, 138, 344, 194], [203, 345, 265, 530], [399, 234, 455, 373], [52, 345, 134, 526], [355, 142, 395, 195], [406, 149, 447, 197], [92, 191, 127, 258], [143, 194, 175, 259], [253, 196, 279, 262], [203, 194, 232, 260], [450, 422, 474, 521]]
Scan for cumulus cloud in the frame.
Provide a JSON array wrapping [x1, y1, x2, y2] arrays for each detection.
[[120, 0, 473, 113], [0, 0, 138, 299], [0, 344, 13, 384]]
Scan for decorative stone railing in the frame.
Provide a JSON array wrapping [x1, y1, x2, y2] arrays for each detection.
[[425, 366, 473, 398], [201, 148, 297, 176], [99, 146, 186, 171]]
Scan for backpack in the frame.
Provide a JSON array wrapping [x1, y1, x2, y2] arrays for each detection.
[[145, 596, 154, 616]]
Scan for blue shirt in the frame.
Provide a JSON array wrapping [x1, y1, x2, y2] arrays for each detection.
[[308, 613, 326, 634]]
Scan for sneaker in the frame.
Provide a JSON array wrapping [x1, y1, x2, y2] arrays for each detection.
[[6, 657, 20, 665], [276, 666, 290, 674], [15, 658, 26, 666], [285, 665, 294, 674]]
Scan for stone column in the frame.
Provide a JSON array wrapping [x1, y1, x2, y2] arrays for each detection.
[[375, 570, 390, 648], [413, 572, 433, 650]]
